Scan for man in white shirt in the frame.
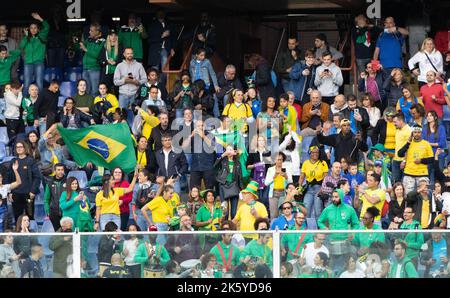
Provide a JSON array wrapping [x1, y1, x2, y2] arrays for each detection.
[[299, 233, 329, 267]]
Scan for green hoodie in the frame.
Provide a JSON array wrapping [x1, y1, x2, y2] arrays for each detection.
[[81, 38, 105, 70], [388, 257, 419, 278], [317, 203, 360, 241], [0, 50, 21, 85], [19, 20, 50, 64], [399, 220, 424, 259]]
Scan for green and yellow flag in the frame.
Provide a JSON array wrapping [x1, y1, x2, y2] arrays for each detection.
[[57, 123, 137, 173], [213, 130, 250, 181]]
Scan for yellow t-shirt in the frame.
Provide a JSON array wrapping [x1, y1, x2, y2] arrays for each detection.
[[137, 150, 147, 168], [234, 201, 268, 236], [359, 188, 386, 221], [95, 188, 125, 215], [421, 198, 431, 229], [301, 160, 329, 183], [145, 196, 171, 223], [394, 124, 412, 161], [273, 175, 285, 190], [404, 140, 433, 176], [385, 121, 396, 150], [93, 93, 119, 115], [223, 103, 252, 132]]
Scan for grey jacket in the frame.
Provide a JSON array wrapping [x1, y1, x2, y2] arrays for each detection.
[[113, 59, 147, 96], [314, 63, 343, 97]]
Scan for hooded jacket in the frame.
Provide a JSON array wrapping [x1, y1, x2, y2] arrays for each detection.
[[317, 130, 369, 163], [314, 63, 343, 97]]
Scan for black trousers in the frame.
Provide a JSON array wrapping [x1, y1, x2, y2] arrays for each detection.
[[120, 213, 129, 231], [190, 169, 216, 190], [49, 211, 61, 231], [12, 193, 34, 221], [6, 119, 24, 141]]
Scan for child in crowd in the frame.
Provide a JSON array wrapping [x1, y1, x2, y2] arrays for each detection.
[[344, 163, 365, 201]]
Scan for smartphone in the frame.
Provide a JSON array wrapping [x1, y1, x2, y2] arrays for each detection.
[[354, 108, 359, 114], [281, 168, 286, 173], [324, 69, 330, 73], [128, 72, 134, 79]]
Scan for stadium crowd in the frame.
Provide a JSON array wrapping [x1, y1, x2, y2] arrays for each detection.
[[0, 10, 450, 278]]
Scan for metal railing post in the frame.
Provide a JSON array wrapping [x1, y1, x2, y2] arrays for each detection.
[[272, 231, 280, 278], [72, 232, 81, 278]]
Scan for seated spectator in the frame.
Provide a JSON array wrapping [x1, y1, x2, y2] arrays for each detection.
[[240, 233, 273, 269], [134, 235, 170, 277], [72, 79, 94, 115], [329, 94, 347, 119], [396, 85, 423, 125], [314, 51, 343, 105], [13, 215, 38, 261], [102, 253, 131, 278], [140, 85, 166, 113], [361, 93, 381, 146], [222, 88, 253, 135], [49, 217, 74, 278], [388, 182, 407, 229], [299, 233, 329, 268], [388, 239, 419, 278], [192, 79, 214, 117], [169, 70, 194, 119], [278, 93, 298, 135], [248, 53, 276, 101], [342, 94, 371, 142], [92, 83, 119, 124], [420, 71, 446, 118], [409, 103, 426, 127], [60, 97, 95, 128], [420, 228, 450, 278], [270, 201, 295, 230], [0, 233, 20, 277], [339, 255, 366, 278], [216, 64, 243, 112], [300, 90, 329, 135], [20, 243, 44, 278]]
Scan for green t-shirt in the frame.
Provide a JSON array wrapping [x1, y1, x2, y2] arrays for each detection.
[[196, 204, 223, 231], [210, 241, 241, 270], [399, 220, 424, 259], [226, 160, 234, 183], [281, 226, 314, 261], [352, 224, 385, 249], [240, 239, 273, 268]]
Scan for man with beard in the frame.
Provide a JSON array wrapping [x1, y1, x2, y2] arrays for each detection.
[[167, 214, 201, 263], [388, 239, 419, 278], [281, 211, 313, 261], [113, 47, 147, 110], [49, 217, 74, 278], [398, 124, 433, 195], [317, 189, 359, 274], [43, 163, 66, 231], [316, 118, 368, 163], [210, 228, 241, 276], [148, 112, 175, 152], [341, 95, 370, 141]]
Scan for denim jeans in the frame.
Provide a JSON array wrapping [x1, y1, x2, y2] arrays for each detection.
[[24, 62, 44, 96], [303, 184, 322, 219], [119, 94, 136, 126], [155, 222, 168, 246], [391, 160, 403, 184], [219, 186, 238, 220], [38, 117, 47, 136], [135, 208, 151, 232], [444, 121, 450, 141], [100, 213, 121, 231], [82, 69, 100, 96], [213, 94, 220, 118]]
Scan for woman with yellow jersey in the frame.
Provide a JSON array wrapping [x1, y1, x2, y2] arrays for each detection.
[[94, 170, 137, 231], [222, 89, 253, 134], [298, 146, 329, 220]]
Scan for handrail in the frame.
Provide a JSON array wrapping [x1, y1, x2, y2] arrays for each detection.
[[162, 43, 194, 91], [272, 27, 286, 70], [338, 31, 358, 95]]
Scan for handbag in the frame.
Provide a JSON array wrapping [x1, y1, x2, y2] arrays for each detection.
[[221, 181, 240, 200]]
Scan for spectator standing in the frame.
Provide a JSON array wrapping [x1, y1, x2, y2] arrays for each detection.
[[313, 33, 343, 64], [392, 113, 412, 183], [216, 65, 243, 113], [72, 79, 94, 115], [114, 48, 147, 111], [33, 80, 60, 133], [112, 167, 133, 231], [43, 163, 66, 231], [4, 81, 24, 140], [147, 9, 174, 70], [388, 240, 419, 278], [119, 14, 147, 62], [79, 23, 105, 95], [419, 71, 446, 118], [408, 38, 443, 88], [352, 14, 381, 74], [49, 217, 73, 278], [189, 48, 219, 95], [314, 52, 343, 105], [19, 243, 43, 278], [358, 61, 386, 111], [19, 13, 49, 95], [248, 54, 276, 102], [21, 84, 39, 129], [373, 17, 409, 75], [0, 24, 19, 81], [300, 90, 329, 133], [192, 12, 216, 58], [99, 29, 120, 94], [0, 46, 20, 92], [388, 182, 407, 229], [383, 68, 407, 108], [395, 85, 423, 125], [275, 37, 301, 94], [289, 49, 317, 104], [398, 124, 434, 194], [399, 206, 424, 266], [59, 177, 92, 231]]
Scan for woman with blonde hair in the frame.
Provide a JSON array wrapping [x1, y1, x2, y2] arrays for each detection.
[[408, 37, 444, 88], [99, 29, 120, 93]]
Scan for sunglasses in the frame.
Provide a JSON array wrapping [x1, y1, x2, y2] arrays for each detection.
[[282, 206, 292, 210]]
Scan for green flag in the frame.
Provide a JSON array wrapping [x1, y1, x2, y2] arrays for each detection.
[[213, 130, 250, 180], [57, 123, 137, 173]]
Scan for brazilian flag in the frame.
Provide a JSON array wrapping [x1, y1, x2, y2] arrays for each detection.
[[213, 130, 250, 182], [57, 123, 137, 173]]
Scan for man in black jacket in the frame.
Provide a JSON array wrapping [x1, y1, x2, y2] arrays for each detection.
[[275, 36, 301, 94], [148, 112, 176, 152], [216, 65, 243, 114], [44, 163, 66, 231], [33, 80, 60, 133], [341, 94, 370, 141], [147, 9, 174, 70], [155, 133, 188, 194], [406, 178, 435, 229], [316, 118, 368, 163]]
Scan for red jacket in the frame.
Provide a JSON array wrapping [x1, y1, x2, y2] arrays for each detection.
[[435, 31, 450, 54], [114, 180, 133, 214], [420, 83, 446, 118], [292, 103, 302, 123]]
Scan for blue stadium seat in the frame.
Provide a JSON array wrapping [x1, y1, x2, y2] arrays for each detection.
[[44, 67, 63, 84], [67, 170, 88, 189], [58, 96, 66, 108], [59, 81, 76, 98], [90, 169, 110, 181], [64, 67, 83, 82]]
